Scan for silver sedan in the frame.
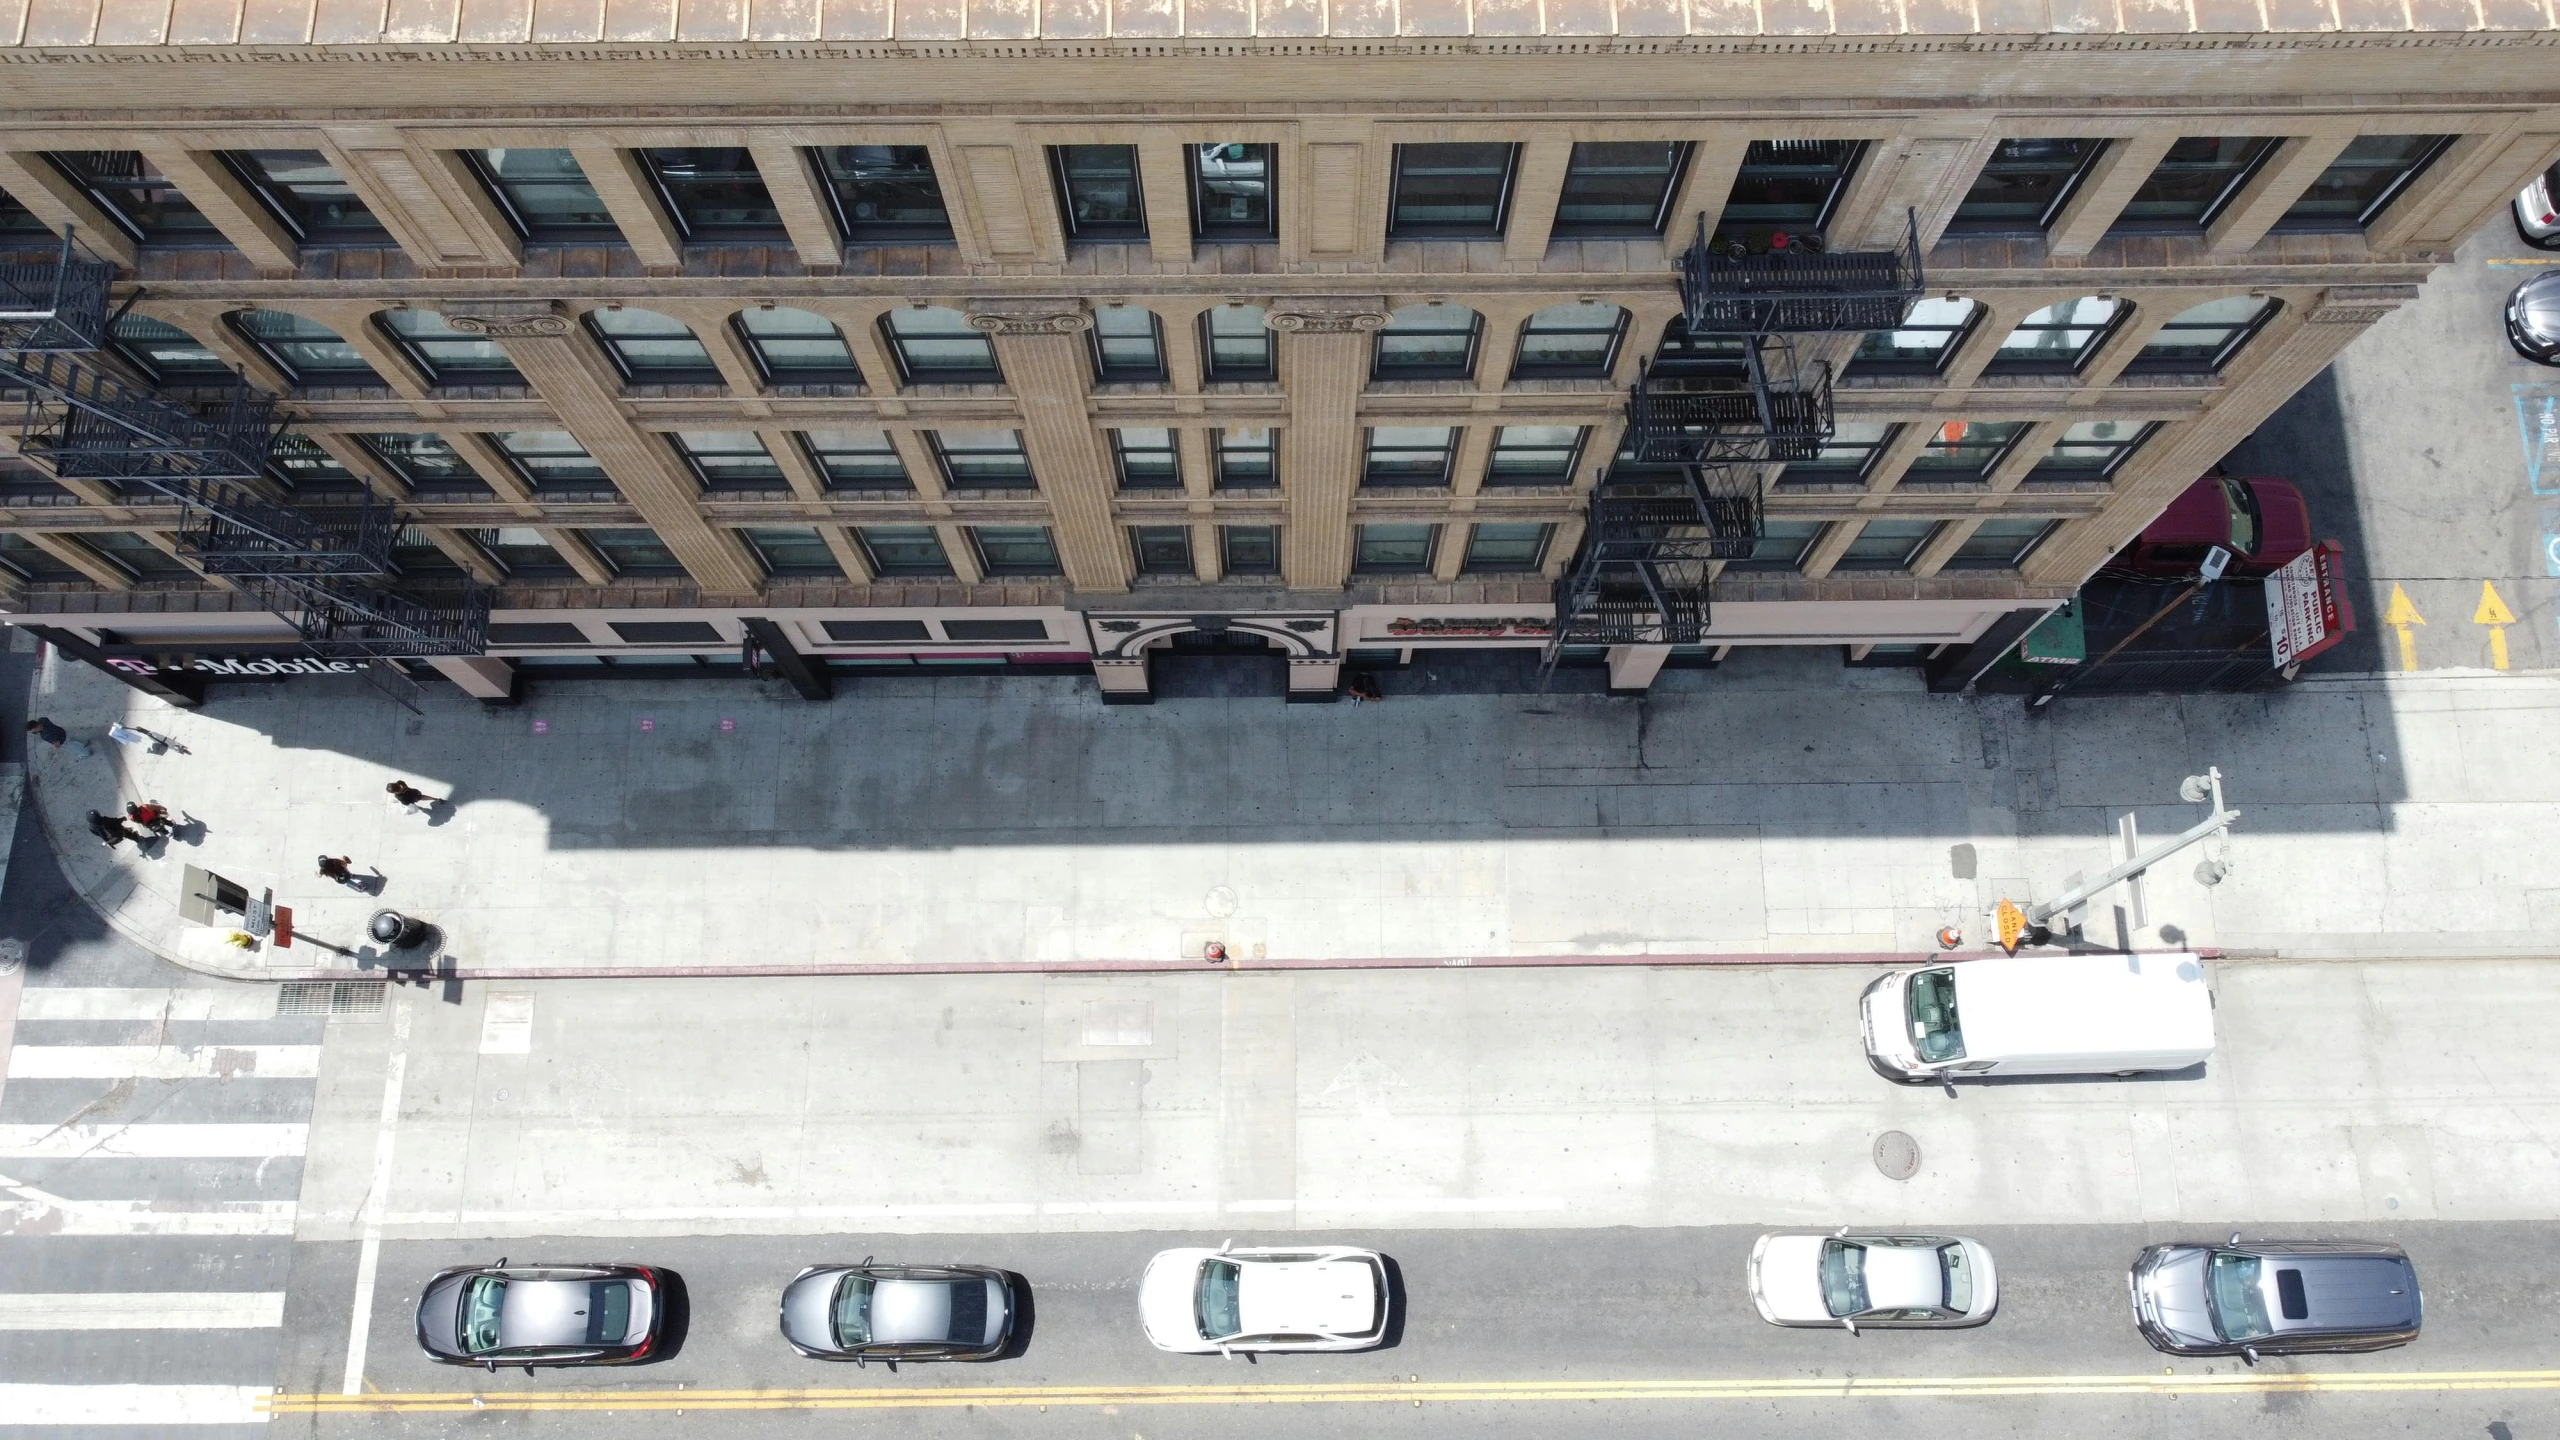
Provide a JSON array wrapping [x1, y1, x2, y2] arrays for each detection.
[[1748, 1229, 1998, 1330]]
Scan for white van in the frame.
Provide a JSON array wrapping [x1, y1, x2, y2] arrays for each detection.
[[1860, 952, 2215, 1081]]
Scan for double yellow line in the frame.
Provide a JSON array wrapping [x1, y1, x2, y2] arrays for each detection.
[[265, 1369, 2560, 1414]]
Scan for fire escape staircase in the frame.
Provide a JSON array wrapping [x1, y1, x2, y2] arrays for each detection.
[[0, 231, 488, 660], [1543, 210, 1925, 677]]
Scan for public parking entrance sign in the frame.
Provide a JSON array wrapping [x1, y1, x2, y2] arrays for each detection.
[[2267, 540, 2354, 670]]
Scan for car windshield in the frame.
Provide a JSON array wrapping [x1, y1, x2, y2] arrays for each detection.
[[1819, 1240, 1869, 1318], [2220, 477, 2259, 554], [2207, 1251, 2274, 1342], [833, 1276, 876, 1348], [1940, 1244, 1974, 1311], [1908, 968, 1964, 1063], [1197, 1260, 1244, 1341], [461, 1276, 507, 1354]]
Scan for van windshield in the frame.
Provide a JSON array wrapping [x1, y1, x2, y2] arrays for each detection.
[[1907, 968, 1964, 1063]]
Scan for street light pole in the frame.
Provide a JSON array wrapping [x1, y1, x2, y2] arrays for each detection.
[[2026, 767, 2239, 929]]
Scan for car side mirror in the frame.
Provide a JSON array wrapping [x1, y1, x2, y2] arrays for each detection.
[[1834, 1225, 1850, 1237], [1218, 1346, 1233, 1358], [1841, 1319, 1858, 1335], [853, 1354, 865, 1368], [2240, 1346, 2259, 1365], [524, 1365, 537, 1376], [2229, 1232, 2243, 1245], [862, 1255, 874, 1266], [495, 1256, 508, 1267], [1218, 1238, 1233, 1254], [483, 1361, 496, 1372]]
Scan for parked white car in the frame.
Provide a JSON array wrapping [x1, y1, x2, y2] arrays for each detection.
[[2518, 162, 2560, 250], [1749, 1230, 1999, 1330], [1139, 1243, 1389, 1353]]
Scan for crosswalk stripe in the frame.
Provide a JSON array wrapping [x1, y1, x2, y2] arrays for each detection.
[[14, 988, 277, 1023], [0, 1123, 309, 1160], [0, 1170, 298, 1237], [0, 1291, 287, 1330], [5, 1045, 322, 1080], [0, 1383, 272, 1425]]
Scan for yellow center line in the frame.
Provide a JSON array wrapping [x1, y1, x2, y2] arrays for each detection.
[[261, 1370, 2560, 1413]]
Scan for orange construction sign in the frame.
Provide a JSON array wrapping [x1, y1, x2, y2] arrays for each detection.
[[1994, 899, 2026, 953]]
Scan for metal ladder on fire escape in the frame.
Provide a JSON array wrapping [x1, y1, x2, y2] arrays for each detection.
[[0, 229, 488, 661]]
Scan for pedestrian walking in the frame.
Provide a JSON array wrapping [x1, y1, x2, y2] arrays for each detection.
[[86, 811, 140, 848], [385, 779, 437, 810], [125, 800, 172, 837], [317, 855, 356, 885], [26, 717, 66, 749]]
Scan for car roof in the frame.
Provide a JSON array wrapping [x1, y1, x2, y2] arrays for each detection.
[[495, 1277, 630, 1349], [2257, 1253, 2419, 1335]]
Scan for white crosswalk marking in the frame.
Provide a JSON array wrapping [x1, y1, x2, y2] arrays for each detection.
[[0, 1291, 287, 1330], [0, 1123, 309, 1159], [14, 988, 278, 1023], [5, 1044, 322, 1080], [0, 1383, 272, 1424]]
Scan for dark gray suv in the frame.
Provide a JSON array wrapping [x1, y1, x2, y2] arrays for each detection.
[[2130, 1238, 2420, 1359]]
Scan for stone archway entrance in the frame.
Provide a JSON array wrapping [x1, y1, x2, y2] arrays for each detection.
[[1080, 611, 1341, 704]]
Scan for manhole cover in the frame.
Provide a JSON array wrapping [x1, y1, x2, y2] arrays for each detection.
[[1874, 1130, 1921, 1181], [0, 938, 23, 974], [1204, 886, 1238, 918]]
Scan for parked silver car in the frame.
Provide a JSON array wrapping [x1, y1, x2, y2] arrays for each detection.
[[1748, 1229, 1999, 1330], [779, 1262, 1014, 1362], [2517, 162, 2560, 250], [2131, 1237, 2420, 1359], [414, 1260, 663, 1370]]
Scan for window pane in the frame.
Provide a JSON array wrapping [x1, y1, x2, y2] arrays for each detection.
[[1111, 427, 1181, 489], [2031, 419, 2154, 478], [2278, 134, 2450, 230], [2116, 136, 2276, 229], [1717, 140, 1864, 240], [932, 429, 1033, 488], [1362, 426, 1456, 487], [1780, 421, 1897, 486], [379, 308, 523, 384], [1991, 296, 2122, 371], [265, 432, 364, 492], [1650, 315, 1751, 378], [471, 149, 615, 237], [1389, 143, 1517, 237], [1214, 428, 1277, 489], [1201, 305, 1274, 381], [971, 525, 1061, 576], [1852, 296, 1978, 373], [735, 307, 860, 383], [1553, 142, 1688, 237], [582, 527, 686, 576], [641, 147, 783, 236], [743, 526, 842, 577], [810, 145, 952, 241], [1836, 519, 1938, 569], [1091, 306, 1166, 382], [1222, 525, 1280, 575], [2131, 296, 2274, 374], [110, 313, 227, 382], [857, 524, 952, 577], [1463, 521, 1551, 572], [1948, 138, 2104, 233], [1372, 304, 1480, 380], [42, 151, 217, 241], [497, 431, 614, 491], [1053, 146, 1146, 241], [360, 433, 487, 494], [1130, 524, 1194, 575], [1512, 302, 1625, 378], [86, 531, 192, 580], [588, 308, 714, 379], [803, 428, 910, 489], [1355, 523, 1437, 572], [1191, 143, 1276, 241], [883, 306, 1000, 383], [674, 431, 783, 490], [0, 533, 85, 582], [1484, 425, 1585, 486], [469, 526, 576, 579], [232, 309, 378, 384], [1908, 419, 2026, 476], [225, 150, 385, 241], [1, 187, 49, 234], [1947, 518, 2057, 568]]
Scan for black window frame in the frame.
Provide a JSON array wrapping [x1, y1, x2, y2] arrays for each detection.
[[1129, 524, 1195, 577], [1832, 518, 1941, 571], [492, 430, 619, 499], [2024, 419, 2161, 485], [1778, 422, 1902, 489], [580, 526, 688, 578], [219, 149, 392, 245], [1848, 297, 1983, 377], [854, 524, 955, 578], [879, 306, 1002, 386], [1983, 296, 2129, 376], [1089, 306, 1169, 384], [636, 146, 787, 241], [108, 313, 230, 385], [2112, 136, 2281, 233], [358, 432, 490, 497], [1550, 141, 1693, 239], [807, 145, 955, 244], [40, 150, 221, 245], [376, 308, 528, 388], [1905, 419, 2030, 481], [801, 429, 912, 492], [225, 308, 382, 388], [1370, 305, 1483, 383], [1353, 522, 1441, 574], [1110, 427, 1183, 491], [1049, 145, 1148, 243], [1213, 428, 1278, 490], [1187, 143, 1278, 243], [732, 307, 864, 387], [740, 525, 846, 579], [1715, 139, 1868, 245], [461, 148, 620, 243], [468, 528, 581, 581], [927, 429, 1037, 491], [1220, 524, 1281, 576], [1360, 426, 1460, 489], [1386, 143, 1521, 240], [1943, 517, 2060, 570], [1510, 302, 1628, 380], [967, 524, 1064, 577], [1946, 138, 2109, 236], [2123, 296, 2281, 376], [583, 307, 722, 386], [2273, 134, 2456, 232], [1461, 521, 1554, 573], [667, 430, 789, 494], [1199, 305, 1275, 383], [264, 432, 368, 495], [1481, 425, 1588, 488]]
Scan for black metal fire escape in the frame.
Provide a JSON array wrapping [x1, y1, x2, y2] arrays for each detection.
[[1543, 210, 1925, 677], [0, 231, 488, 660]]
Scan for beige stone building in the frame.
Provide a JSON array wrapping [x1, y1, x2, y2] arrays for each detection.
[[0, 0, 2552, 702]]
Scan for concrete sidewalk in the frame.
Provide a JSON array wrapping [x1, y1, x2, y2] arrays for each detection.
[[22, 645, 2560, 980]]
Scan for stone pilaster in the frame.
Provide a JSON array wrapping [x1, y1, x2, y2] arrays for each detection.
[[1266, 297, 1390, 590], [966, 301, 1130, 593]]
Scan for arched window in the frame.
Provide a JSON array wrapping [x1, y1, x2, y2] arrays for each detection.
[[880, 306, 1000, 385], [376, 309, 523, 387], [227, 309, 380, 386], [2125, 296, 2281, 376], [1200, 304, 1272, 382], [1986, 296, 2127, 374], [733, 307, 862, 385], [1090, 306, 1167, 383], [1850, 296, 1982, 376], [1371, 303, 1482, 382], [585, 307, 719, 384], [1511, 303, 1628, 379]]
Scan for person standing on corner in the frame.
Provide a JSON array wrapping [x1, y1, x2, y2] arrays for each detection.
[[87, 811, 139, 848], [317, 855, 358, 886], [29, 717, 92, 756]]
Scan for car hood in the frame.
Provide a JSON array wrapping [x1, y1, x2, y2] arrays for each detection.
[[1239, 1258, 1378, 1337], [1750, 1235, 1833, 1323], [780, 1270, 839, 1352], [2136, 1248, 2219, 1346], [1140, 1250, 1212, 1349], [415, 1274, 466, 1358]]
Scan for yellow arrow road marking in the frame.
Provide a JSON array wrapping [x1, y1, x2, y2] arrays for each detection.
[[259, 1370, 2560, 1414], [2384, 583, 2426, 671], [2474, 580, 2518, 670]]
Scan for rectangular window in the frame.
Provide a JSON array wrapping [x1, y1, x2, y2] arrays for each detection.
[[389, 528, 465, 580], [2026, 419, 2158, 483], [1778, 421, 1899, 488], [229, 310, 380, 386], [1355, 523, 1439, 573], [1944, 518, 2058, 569], [1188, 143, 1276, 242], [1716, 140, 1866, 243], [359, 433, 489, 496], [469, 527, 578, 580], [1463, 522, 1553, 572], [855, 524, 953, 577], [265, 433, 366, 494], [2125, 296, 2279, 376], [1834, 519, 1939, 570], [585, 308, 719, 384], [639, 147, 785, 239], [1, 187, 48, 234], [944, 618, 1049, 641], [1091, 306, 1168, 383], [1988, 297, 2126, 374], [1130, 525, 1194, 576], [109, 314, 227, 383], [824, 618, 931, 641], [1947, 139, 2106, 234], [734, 308, 862, 385], [466, 148, 617, 241], [1552, 142, 1691, 238], [969, 525, 1062, 576], [87, 531, 191, 581], [581, 527, 687, 577], [1907, 419, 2027, 480], [808, 145, 953, 243], [379, 309, 525, 387], [1372, 305, 1482, 381], [1200, 305, 1275, 382], [670, 431, 786, 493], [610, 620, 724, 644], [2276, 134, 2453, 231], [1362, 426, 1458, 488], [2114, 137, 2278, 231], [1851, 297, 1981, 376], [41, 151, 219, 243], [929, 429, 1035, 490], [1511, 303, 1627, 379], [1483, 425, 1586, 487], [495, 431, 617, 496], [1111, 428, 1182, 490], [1051, 145, 1147, 241], [1214, 428, 1278, 489], [0, 533, 85, 582], [1222, 525, 1281, 576], [1388, 143, 1519, 239], [221, 150, 388, 243], [742, 526, 844, 578], [802, 429, 910, 490], [881, 306, 1001, 385]]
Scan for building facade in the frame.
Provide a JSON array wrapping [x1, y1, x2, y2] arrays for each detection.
[[0, 1, 2552, 701]]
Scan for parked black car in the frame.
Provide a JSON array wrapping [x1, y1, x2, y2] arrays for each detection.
[[2505, 271, 2560, 366], [416, 1260, 664, 1370], [2130, 1238, 2420, 1359]]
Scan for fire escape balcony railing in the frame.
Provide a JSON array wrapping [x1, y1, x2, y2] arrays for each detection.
[[0, 231, 116, 355], [180, 495, 395, 579], [256, 572, 493, 660], [11, 352, 283, 482], [1679, 209, 1926, 337], [1624, 347, 1833, 467]]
